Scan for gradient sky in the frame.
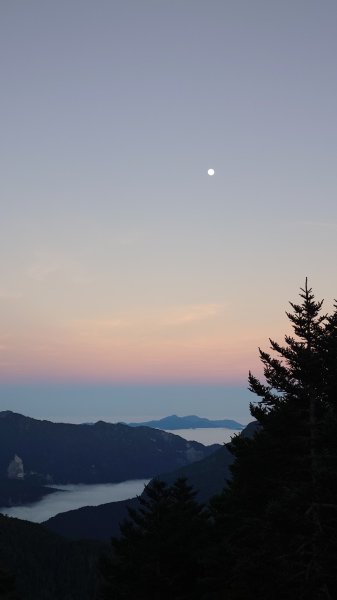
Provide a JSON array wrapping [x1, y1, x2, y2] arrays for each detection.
[[1, 0, 337, 423]]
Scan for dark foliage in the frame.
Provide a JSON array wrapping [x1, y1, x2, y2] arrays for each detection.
[[0, 514, 102, 600], [98, 478, 211, 599], [209, 280, 337, 599], [0, 561, 18, 600]]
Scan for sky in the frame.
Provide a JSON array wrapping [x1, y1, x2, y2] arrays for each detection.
[[1, 0, 337, 423]]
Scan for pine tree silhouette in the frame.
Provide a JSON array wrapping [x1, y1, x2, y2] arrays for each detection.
[[211, 281, 337, 600], [0, 563, 18, 600], [98, 478, 210, 599]]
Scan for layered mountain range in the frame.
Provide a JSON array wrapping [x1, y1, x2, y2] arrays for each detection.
[[44, 421, 259, 541], [0, 412, 258, 599], [0, 411, 219, 487]]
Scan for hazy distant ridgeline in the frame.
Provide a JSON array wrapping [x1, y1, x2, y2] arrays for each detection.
[[0, 411, 219, 485], [126, 414, 244, 430]]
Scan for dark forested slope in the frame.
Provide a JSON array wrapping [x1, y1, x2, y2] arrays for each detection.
[[0, 514, 102, 600], [0, 479, 58, 508]]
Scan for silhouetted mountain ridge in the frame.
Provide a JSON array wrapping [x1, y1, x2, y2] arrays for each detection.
[[0, 411, 219, 486], [126, 414, 244, 429]]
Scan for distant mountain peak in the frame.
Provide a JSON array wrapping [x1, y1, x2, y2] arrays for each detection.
[[0, 410, 15, 418], [127, 415, 244, 430]]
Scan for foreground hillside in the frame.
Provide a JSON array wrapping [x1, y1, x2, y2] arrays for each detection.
[[0, 514, 101, 600], [0, 411, 219, 485]]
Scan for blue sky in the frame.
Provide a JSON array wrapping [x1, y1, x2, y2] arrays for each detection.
[[1, 1, 337, 422]]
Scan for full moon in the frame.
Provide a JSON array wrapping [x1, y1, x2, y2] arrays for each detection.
[[207, 168, 215, 176]]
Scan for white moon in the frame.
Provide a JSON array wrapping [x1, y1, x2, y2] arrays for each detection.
[[207, 168, 215, 176]]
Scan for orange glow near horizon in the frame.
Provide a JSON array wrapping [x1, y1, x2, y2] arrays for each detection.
[[0, 295, 296, 386], [0, 325, 271, 386]]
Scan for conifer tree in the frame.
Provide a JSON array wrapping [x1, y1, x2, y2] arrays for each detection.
[[98, 478, 210, 600], [211, 280, 337, 600], [0, 563, 18, 600]]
